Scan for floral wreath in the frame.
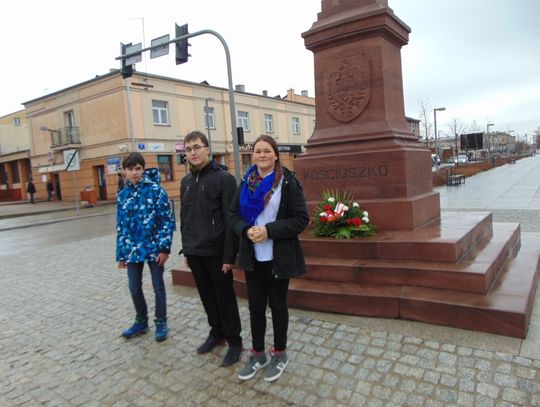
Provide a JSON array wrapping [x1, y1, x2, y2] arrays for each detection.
[[312, 190, 375, 239]]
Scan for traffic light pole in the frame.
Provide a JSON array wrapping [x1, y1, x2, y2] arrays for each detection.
[[116, 29, 242, 182]]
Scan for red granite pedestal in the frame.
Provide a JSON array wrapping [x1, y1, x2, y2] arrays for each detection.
[[172, 0, 540, 338]]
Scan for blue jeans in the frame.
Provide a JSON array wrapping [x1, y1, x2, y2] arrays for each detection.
[[127, 262, 166, 322]]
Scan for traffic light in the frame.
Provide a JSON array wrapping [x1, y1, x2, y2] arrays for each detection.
[[120, 43, 133, 79], [175, 24, 191, 65], [237, 127, 245, 145]]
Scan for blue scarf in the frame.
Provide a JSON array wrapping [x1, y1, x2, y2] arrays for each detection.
[[240, 165, 275, 225]]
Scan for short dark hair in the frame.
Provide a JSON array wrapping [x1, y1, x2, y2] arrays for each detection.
[[122, 152, 145, 169], [184, 130, 209, 147]]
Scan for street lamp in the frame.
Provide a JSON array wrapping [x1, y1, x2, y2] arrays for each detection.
[[486, 123, 494, 158], [433, 107, 446, 171], [204, 97, 215, 151], [506, 130, 514, 156]]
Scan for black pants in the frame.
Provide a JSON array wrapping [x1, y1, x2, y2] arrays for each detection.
[[187, 255, 242, 346], [245, 260, 289, 352]]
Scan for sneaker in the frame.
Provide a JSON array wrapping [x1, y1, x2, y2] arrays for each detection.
[[121, 319, 149, 339], [196, 335, 226, 354], [222, 345, 243, 367], [238, 351, 269, 380], [264, 350, 289, 382], [155, 320, 168, 342]]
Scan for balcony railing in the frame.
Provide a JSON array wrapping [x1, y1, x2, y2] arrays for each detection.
[[51, 127, 81, 147]]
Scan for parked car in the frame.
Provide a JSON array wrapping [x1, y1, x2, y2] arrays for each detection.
[[447, 155, 468, 164]]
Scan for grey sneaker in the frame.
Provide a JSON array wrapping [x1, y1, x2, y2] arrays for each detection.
[[264, 351, 289, 382], [238, 351, 269, 380]]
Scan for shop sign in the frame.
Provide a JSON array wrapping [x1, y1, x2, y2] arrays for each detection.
[[107, 157, 122, 175], [239, 144, 302, 153]]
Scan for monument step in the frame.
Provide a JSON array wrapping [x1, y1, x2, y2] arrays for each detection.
[[286, 232, 540, 338], [302, 223, 521, 294], [301, 211, 493, 262]]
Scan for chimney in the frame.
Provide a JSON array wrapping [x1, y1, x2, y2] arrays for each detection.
[[262, 90, 268, 96], [235, 84, 245, 92], [301, 90, 309, 96]]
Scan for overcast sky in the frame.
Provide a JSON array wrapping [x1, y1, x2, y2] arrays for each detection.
[[1, 0, 539, 138]]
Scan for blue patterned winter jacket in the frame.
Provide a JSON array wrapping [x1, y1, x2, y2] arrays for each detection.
[[116, 168, 175, 263]]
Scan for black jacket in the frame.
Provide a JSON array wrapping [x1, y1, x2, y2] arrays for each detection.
[[229, 167, 309, 279], [180, 160, 238, 263]]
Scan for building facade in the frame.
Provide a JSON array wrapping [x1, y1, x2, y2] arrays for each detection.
[[0, 110, 31, 201], [22, 70, 316, 202]]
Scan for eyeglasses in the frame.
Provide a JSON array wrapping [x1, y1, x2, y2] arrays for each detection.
[[185, 145, 207, 154]]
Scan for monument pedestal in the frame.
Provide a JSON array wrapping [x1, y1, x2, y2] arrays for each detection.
[[172, 0, 540, 338]]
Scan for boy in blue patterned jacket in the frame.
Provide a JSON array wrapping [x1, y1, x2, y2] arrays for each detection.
[[116, 152, 175, 342]]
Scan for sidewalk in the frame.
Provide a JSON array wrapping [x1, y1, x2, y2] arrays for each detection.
[[1, 158, 540, 406], [0, 200, 116, 231]]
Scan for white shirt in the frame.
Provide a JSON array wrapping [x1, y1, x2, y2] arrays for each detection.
[[254, 177, 283, 261]]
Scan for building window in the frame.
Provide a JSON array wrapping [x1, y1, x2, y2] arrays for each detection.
[[204, 106, 215, 129], [0, 164, 7, 184], [264, 114, 274, 133], [13, 117, 21, 126], [238, 111, 250, 132], [152, 100, 169, 125], [157, 155, 173, 182], [292, 117, 301, 134], [242, 154, 251, 175], [64, 110, 76, 128], [10, 161, 20, 183]]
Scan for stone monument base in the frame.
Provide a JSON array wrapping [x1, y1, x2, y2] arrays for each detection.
[[171, 211, 540, 338]]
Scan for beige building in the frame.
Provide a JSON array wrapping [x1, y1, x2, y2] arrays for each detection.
[[22, 70, 316, 202], [0, 110, 31, 200]]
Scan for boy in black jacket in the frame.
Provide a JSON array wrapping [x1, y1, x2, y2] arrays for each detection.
[[180, 130, 242, 367]]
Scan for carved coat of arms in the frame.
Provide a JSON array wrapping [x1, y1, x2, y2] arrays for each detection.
[[323, 56, 370, 123]]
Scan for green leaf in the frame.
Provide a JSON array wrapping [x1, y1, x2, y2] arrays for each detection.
[[336, 225, 351, 239]]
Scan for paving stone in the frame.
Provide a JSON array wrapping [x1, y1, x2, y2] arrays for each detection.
[[2, 222, 540, 407]]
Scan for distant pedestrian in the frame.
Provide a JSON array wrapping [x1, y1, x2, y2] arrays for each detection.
[[27, 178, 36, 204], [180, 130, 243, 367], [46, 181, 54, 201], [230, 135, 309, 382], [116, 152, 175, 342], [117, 172, 125, 193]]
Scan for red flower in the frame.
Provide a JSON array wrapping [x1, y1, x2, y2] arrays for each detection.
[[347, 218, 362, 226], [319, 216, 327, 223], [324, 204, 332, 211]]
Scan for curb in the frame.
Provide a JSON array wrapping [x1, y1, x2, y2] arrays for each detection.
[[0, 211, 114, 232]]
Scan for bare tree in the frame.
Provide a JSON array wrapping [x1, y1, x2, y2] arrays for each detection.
[[448, 118, 466, 156], [469, 120, 482, 133], [418, 98, 432, 148]]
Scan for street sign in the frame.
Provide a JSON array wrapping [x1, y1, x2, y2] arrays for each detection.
[[125, 43, 142, 66], [150, 35, 170, 59], [63, 149, 80, 172]]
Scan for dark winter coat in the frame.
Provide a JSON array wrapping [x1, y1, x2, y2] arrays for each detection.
[[116, 168, 175, 263], [27, 181, 36, 194], [180, 160, 238, 263], [229, 167, 309, 279]]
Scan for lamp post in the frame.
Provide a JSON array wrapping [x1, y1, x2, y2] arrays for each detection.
[[506, 130, 514, 157], [486, 123, 494, 158], [204, 97, 215, 155], [433, 107, 446, 171]]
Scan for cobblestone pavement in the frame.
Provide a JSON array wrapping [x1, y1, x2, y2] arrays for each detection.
[[1, 157, 540, 406], [1, 227, 540, 406]]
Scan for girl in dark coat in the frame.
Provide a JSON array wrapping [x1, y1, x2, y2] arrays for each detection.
[[230, 135, 309, 382]]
